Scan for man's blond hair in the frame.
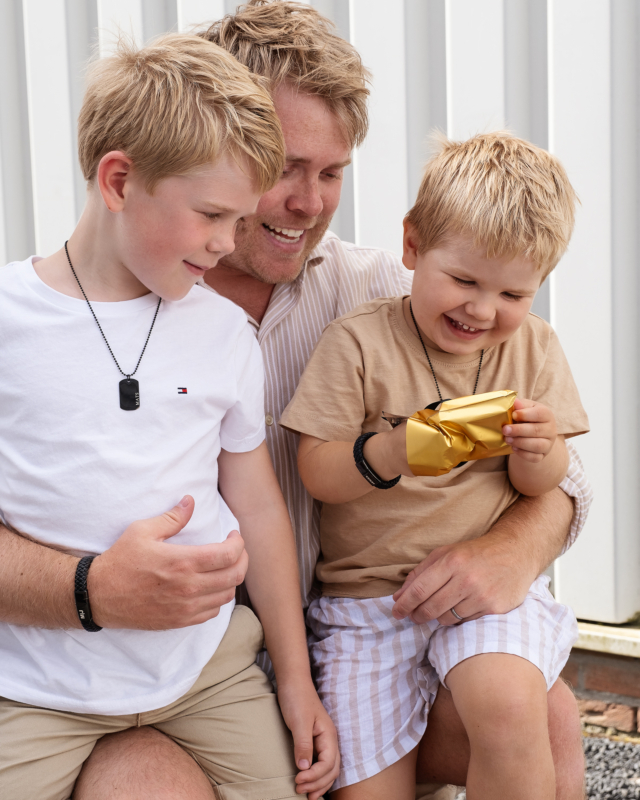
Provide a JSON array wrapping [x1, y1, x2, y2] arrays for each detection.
[[78, 33, 285, 193], [201, 0, 370, 149], [406, 131, 577, 277]]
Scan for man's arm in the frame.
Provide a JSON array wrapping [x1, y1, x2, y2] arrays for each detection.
[[392, 487, 572, 626], [0, 497, 248, 630]]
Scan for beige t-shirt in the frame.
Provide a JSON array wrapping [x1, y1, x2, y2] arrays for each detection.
[[280, 296, 589, 599]]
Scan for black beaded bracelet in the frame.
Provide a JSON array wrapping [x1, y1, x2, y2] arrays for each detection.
[[74, 556, 102, 632], [353, 432, 401, 490]]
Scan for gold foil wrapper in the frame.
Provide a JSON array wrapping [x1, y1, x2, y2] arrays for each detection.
[[406, 390, 517, 477]]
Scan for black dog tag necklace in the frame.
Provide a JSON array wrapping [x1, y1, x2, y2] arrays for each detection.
[[64, 241, 162, 410]]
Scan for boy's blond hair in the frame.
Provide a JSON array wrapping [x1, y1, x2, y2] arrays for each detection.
[[405, 131, 577, 276], [201, 0, 370, 150], [78, 33, 285, 193]]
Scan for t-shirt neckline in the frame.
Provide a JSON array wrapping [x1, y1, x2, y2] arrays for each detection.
[[21, 256, 161, 316]]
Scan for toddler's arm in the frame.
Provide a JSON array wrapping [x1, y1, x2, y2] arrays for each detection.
[[218, 442, 340, 800], [503, 398, 569, 496], [298, 423, 412, 504]]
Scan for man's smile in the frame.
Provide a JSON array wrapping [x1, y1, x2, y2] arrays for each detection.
[[262, 223, 306, 244]]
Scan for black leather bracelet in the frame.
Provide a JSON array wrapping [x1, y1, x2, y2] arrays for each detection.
[[353, 432, 401, 489], [74, 556, 102, 632]]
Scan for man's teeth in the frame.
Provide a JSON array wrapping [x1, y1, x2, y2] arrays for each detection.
[[451, 318, 480, 332], [265, 224, 304, 243]]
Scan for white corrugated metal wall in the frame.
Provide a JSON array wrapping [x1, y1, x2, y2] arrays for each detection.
[[0, 0, 637, 623]]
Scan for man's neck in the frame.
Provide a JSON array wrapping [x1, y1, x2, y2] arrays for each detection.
[[204, 266, 275, 324]]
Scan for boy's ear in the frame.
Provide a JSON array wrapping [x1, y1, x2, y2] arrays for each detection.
[[402, 220, 420, 271], [96, 151, 135, 213]]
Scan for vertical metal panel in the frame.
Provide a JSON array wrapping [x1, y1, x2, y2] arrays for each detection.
[[445, 0, 505, 139], [66, 0, 99, 222], [548, 0, 617, 620], [405, 0, 447, 206], [611, 0, 640, 620], [22, 0, 77, 256], [97, 0, 144, 53], [176, 0, 224, 32], [141, 0, 178, 40], [350, 0, 408, 255], [0, 0, 35, 263]]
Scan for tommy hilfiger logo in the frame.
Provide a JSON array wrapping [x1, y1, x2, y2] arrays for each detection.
[[178, 387, 188, 394]]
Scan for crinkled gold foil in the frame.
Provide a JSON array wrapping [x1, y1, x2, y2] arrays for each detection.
[[406, 390, 517, 477]]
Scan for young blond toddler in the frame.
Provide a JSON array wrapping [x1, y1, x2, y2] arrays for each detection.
[[280, 132, 588, 800]]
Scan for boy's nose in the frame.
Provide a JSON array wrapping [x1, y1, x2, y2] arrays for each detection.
[[465, 300, 495, 322]]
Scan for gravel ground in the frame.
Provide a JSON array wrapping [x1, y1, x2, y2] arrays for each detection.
[[453, 735, 640, 800]]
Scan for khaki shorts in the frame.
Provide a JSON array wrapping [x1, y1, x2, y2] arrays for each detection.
[[0, 606, 301, 800]]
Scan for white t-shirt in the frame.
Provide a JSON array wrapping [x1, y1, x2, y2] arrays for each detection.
[[0, 257, 265, 715]]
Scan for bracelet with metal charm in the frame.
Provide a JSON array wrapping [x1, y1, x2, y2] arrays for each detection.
[[353, 432, 401, 490], [74, 556, 102, 632]]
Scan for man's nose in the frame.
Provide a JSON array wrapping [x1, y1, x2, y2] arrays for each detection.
[[286, 178, 323, 218]]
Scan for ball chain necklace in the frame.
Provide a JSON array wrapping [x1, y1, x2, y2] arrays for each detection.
[[64, 241, 162, 410], [409, 299, 484, 406]]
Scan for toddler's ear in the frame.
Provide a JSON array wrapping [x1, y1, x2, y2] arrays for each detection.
[[402, 220, 420, 271]]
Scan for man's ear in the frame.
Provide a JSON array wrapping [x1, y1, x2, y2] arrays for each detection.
[[402, 220, 420, 271], [96, 151, 134, 213]]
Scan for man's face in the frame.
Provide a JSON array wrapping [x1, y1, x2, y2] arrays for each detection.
[[119, 153, 261, 300], [404, 228, 542, 356], [217, 85, 352, 284]]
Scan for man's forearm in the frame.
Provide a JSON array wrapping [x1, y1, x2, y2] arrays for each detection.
[[0, 525, 80, 628], [488, 486, 573, 577]]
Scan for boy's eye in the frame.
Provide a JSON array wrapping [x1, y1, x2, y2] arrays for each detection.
[[502, 292, 522, 301], [202, 212, 220, 220], [453, 277, 475, 287]]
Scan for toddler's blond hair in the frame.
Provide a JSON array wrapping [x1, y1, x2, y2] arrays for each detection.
[[406, 131, 577, 276], [201, 0, 370, 150], [78, 33, 285, 193]]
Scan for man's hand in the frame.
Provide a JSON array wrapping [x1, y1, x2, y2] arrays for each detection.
[[277, 678, 341, 800], [391, 488, 574, 626], [503, 398, 557, 462], [89, 495, 248, 630]]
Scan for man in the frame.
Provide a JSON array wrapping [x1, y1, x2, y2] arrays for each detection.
[[0, 3, 590, 798]]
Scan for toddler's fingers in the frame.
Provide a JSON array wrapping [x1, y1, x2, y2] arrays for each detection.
[[506, 436, 551, 454], [510, 446, 545, 463], [503, 422, 553, 440], [511, 404, 552, 423]]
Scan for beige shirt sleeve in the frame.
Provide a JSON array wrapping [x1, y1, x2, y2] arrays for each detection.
[[530, 326, 589, 438], [279, 321, 367, 442]]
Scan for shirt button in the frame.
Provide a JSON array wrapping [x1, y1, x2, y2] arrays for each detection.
[[265, 413, 274, 426]]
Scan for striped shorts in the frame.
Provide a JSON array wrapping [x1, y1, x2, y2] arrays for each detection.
[[307, 575, 577, 790]]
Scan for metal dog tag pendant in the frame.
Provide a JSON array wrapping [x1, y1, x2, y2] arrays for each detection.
[[119, 378, 140, 410]]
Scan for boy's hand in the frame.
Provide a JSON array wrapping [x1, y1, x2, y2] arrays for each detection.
[[502, 398, 557, 463], [89, 495, 248, 630], [277, 678, 340, 799]]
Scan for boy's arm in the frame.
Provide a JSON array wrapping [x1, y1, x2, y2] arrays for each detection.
[[0, 500, 247, 630], [217, 442, 340, 800], [504, 398, 569, 496], [298, 423, 411, 503]]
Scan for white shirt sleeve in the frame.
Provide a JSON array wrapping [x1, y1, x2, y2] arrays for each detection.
[[219, 323, 265, 453]]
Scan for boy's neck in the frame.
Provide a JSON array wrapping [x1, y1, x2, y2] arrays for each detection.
[[33, 195, 150, 303]]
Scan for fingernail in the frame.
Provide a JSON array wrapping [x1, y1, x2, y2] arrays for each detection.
[[503, 426, 512, 435], [298, 759, 310, 770], [179, 496, 190, 508], [505, 437, 513, 443]]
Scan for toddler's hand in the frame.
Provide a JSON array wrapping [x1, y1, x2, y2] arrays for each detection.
[[502, 398, 557, 463]]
